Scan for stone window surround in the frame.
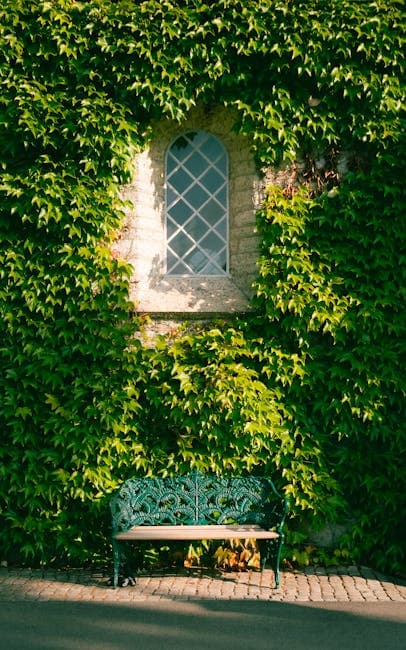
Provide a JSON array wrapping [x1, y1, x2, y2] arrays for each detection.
[[117, 106, 261, 315]]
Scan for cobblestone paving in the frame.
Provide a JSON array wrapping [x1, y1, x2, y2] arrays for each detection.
[[0, 565, 405, 603]]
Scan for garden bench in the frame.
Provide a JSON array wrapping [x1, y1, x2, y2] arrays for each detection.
[[110, 470, 288, 588]]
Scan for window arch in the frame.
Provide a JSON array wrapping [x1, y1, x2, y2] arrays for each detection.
[[165, 130, 229, 276]]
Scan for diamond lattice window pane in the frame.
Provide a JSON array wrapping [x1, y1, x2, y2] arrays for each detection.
[[183, 248, 208, 274], [169, 167, 194, 194], [215, 216, 227, 239], [184, 184, 211, 210], [165, 131, 228, 276], [170, 231, 194, 258], [200, 199, 225, 226], [186, 152, 207, 177], [168, 199, 193, 226], [200, 137, 224, 162], [200, 231, 225, 255], [167, 257, 190, 275], [187, 217, 208, 241], [201, 168, 225, 192]]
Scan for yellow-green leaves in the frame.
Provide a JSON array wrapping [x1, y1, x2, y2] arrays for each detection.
[[0, 0, 404, 572]]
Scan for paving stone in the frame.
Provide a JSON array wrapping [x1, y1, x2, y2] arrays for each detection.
[[0, 566, 405, 603]]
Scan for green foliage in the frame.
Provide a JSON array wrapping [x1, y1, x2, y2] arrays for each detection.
[[139, 328, 286, 474], [252, 155, 405, 572], [0, 0, 404, 573]]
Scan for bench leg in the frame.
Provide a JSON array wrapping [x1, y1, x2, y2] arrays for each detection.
[[273, 534, 284, 589], [112, 539, 120, 589], [259, 539, 282, 589], [111, 540, 137, 588], [274, 562, 280, 589]]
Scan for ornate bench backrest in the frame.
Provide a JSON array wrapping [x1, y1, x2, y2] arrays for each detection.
[[195, 473, 285, 528], [110, 474, 198, 531], [110, 471, 286, 533]]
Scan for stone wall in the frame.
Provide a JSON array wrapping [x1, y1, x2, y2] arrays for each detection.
[[115, 106, 262, 334]]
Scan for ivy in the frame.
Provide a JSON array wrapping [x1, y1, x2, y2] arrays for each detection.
[[252, 154, 405, 571], [0, 0, 404, 572]]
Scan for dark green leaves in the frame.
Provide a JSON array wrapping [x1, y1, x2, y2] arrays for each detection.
[[0, 0, 404, 572]]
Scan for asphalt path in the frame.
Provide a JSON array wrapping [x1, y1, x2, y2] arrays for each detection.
[[1, 600, 405, 650]]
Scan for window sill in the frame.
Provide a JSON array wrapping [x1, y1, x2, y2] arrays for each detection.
[[130, 275, 253, 314]]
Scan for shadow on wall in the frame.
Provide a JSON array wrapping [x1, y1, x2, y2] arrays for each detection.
[[142, 253, 254, 314]]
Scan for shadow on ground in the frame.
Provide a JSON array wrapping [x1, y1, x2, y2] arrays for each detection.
[[1, 599, 405, 650]]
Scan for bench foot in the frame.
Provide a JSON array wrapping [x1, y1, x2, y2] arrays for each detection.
[[108, 575, 136, 588]]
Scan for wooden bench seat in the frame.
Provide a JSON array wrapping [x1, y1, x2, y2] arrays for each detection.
[[114, 524, 281, 541]]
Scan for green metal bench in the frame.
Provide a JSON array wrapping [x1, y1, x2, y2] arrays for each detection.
[[110, 471, 288, 588]]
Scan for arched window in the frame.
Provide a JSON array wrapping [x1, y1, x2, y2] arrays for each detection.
[[118, 106, 260, 316], [165, 131, 228, 276]]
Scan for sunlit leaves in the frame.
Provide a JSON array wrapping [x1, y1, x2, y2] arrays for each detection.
[[253, 161, 405, 571], [0, 0, 404, 571]]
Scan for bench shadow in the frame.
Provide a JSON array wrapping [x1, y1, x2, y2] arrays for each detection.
[[0, 599, 405, 650]]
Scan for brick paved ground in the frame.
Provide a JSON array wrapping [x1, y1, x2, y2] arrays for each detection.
[[0, 565, 405, 603]]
